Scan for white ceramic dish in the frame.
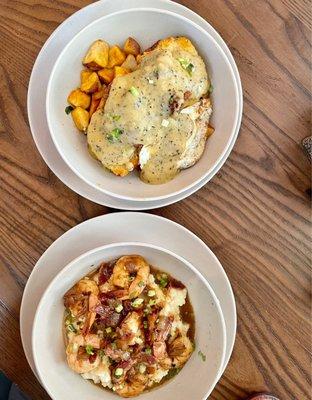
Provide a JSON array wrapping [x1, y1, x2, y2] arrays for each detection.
[[20, 212, 236, 379], [46, 7, 239, 202], [32, 242, 226, 400], [27, 0, 243, 210]]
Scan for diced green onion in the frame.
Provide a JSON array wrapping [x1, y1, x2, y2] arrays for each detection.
[[99, 349, 105, 358], [144, 347, 152, 355], [112, 114, 121, 121], [111, 342, 117, 349], [147, 290, 156, 297], [132, 298, 144, 308], [65, 105, 74, 114], [198, 350, 206, 362], [85, 345, 94, 355], [128, 276, 135, 282], [177, 58, 195, 76], [143, 320, 148, 329], [67, 324, 77, 333], [106, 327, 112, 334], [129, 86, 139, 97], [148, 299, 156, 306], [138, 281, 145, 287], [115, 304, 123, 313], [107, 128, 123, 143], [139, 363, 147, 374], [115, 368, 124, 377], [157, 274, 168, 288]]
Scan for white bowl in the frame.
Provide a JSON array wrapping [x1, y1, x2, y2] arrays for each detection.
[[46, 8, 239, 202], [32, 242, 226, 400]]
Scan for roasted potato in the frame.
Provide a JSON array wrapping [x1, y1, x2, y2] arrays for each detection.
[[89, 97, 100, 117], [114, 66, 130, 78], [80, 72, 101, 93], [121, 54, 138, 71], [107, 45, 126, 68], [67, 89, 91, 109], [83, 40, 109, 70], [124, 37, 141, 56], [96, 85, 110, 110], [81, 70, 92, 85], [71, 107, 90, 132], [206, 125, 215, 138], [98, 68, 115, 84]]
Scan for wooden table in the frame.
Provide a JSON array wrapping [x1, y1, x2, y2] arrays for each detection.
[[0, 0, 310, 399]]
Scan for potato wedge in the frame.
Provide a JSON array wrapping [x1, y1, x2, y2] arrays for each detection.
[[107, 45, 126, 68], [83, 40, 109, 70], [114, 66, 131, 78], [121, 54, 138, 71], [124, 37, 141, 56], [80, 72, 101, 93], [81, 70, 92, 85], [67, 89, 91, 109], [71, 107, 90, 132], [98, 68, 115, 84]]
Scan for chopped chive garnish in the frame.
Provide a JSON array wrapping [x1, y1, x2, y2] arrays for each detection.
[[67, 324, 77, 333], [115, 303, 123, 313], [65, 105, 74, 114], [138, 281, 145, 287], [143, 320, 148, 329], [147, 290, 156, 297], [129, 86, 139, 96], [132, 298, 144, 308], [115, 368, 124, 377], [145, 347, 152, 355], [107, 128, 122, 143], [106, 327, 112, 334], [85, 345, 94, 355], [178, 58, 195, 76], [112, 114, 121, 121], [198, 350, 206, 362]]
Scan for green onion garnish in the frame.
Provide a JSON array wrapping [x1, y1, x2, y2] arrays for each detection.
[[129, 86, 139, 97], [147, 290, 156, 297], [144, 347, 152, 355], [132, 298, 144, 308], [115, 368, 124, 377], [178, 58, 195, 76], [67, 324, 77, 333], [112, 114, 121, 121], [115, 303, 123, 313], [107, 128, 123, 143], [138, 281, 145, 287], [209, 84, 214, 94], [198, 350, 206, 362], [65, 105, 74, 114], [85, 345, 94, 355]]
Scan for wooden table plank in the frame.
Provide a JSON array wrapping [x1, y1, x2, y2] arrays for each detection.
[[0, 1, 310, 399]]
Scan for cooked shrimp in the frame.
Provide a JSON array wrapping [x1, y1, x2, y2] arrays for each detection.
[[66, 334, 101, 373], [64, 278, 99, 317], [168, 334, 193, 368], [112, 255, 150, 299], [81, 293, 99, 335], [117, 311, 143, 348], [114, 371, 148, 398]]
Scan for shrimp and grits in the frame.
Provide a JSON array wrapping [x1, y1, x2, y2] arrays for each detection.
[[63, 255, 195, 398]]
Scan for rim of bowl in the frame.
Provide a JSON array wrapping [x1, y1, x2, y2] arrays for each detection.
[[32, 241, 227, 400], [46, 7, 240, 202]]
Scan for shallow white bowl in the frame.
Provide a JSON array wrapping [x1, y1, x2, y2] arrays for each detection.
[[32, 242, 226, 400], [46, 8, 239, 202]]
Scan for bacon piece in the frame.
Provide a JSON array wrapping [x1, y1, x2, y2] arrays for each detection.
[[98, 261, 114, 285]]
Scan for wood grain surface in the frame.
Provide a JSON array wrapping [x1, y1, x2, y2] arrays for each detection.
[[0, 0, 310, 399]]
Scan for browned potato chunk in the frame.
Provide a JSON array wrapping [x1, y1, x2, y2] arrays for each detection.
[[121, 54, 138, 71], [93, 88, 105, 100], [107, 46, 126, 68], [71, 107, 90, 132], [206, 125, 215, 138], [114, 66, 130, 78], [67, 89, 91, 109], [98, 68, 115, 84], [96, 86, 110, 110], [83, 40, 109, 70], [89, 97, 100, 117], [124, 37, 141, 56], [80, 72, 101, 93]]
